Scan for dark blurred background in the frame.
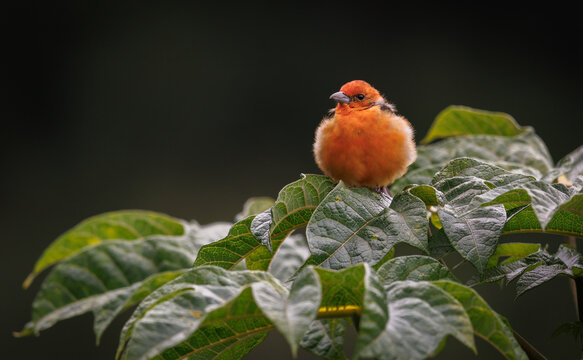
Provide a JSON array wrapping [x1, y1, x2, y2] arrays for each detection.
[[3, 1, 583, 359]]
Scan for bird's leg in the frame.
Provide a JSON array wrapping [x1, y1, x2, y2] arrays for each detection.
[[374, 186, 393, 197]]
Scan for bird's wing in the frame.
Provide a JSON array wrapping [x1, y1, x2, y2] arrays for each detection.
[[379, 100, 397, 113]]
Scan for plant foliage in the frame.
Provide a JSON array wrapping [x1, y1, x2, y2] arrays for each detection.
[[18, 106, 583, 359]]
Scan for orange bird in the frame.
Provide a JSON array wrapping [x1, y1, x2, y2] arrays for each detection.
[[313, 80, 416, 192]]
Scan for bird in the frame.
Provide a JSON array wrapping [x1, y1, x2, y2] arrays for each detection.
[[313, 80, 417, 193]]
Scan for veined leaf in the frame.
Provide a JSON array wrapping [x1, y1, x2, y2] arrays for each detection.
[[250, 209, 273, 252], [390, 165, 443, 194], [411, 130, 552, 178], [543, 144, 583, 183], [268, 174, 336, 249], [352, 265, 389, 358], [24, 210, 185, 288], [434, 176, 492, 213], [478, 183, 582, 235], [258, 174, 336, 263], [421, 105, 525, 144], [480, 245, 583, 297], [268, 234, 310, 284], [546, 193, 583, 236], [253, 267, 321, 356], [486, 243, 541, 268], [498, 193, 583, 237], [428, 158, 583, 237], [252, 174, 336, 267], [313, 264, 388, 359], [433, 281, 527, 360], [431, 158, 534, 187], [376, 255, 456, 285], [428, 228, 456, 259], [432, 174, 508, 273], [194, 216, 273, 270], [473, 181, 570, 229], [154, 286, 271, 360], [300, 319, 347, 360], [201, 174, 335, 272], [407, 184, 446, 207], [438, 204, 506, 273], [305, 183, 390, 269], [18, 225, 204, 341], [358, 280, 475, 360], [305, 183, 428, 270], [116, 266, 286, 360], [17, 222, 230, 342]]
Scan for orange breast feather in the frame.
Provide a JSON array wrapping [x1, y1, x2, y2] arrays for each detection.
[[314, 106, 416, 188]]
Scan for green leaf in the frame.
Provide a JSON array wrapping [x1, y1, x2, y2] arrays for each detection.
[[116, 266, 286, 360], [268, 234, 310, 284], [194, 216, 267, 270], [476, 181, 570, 229], [372, 247, 396, 271], [486, 243, 541, 268], [269, 174, 336, 248], [305, 183, 428, 270], [434, 176, 492, 213], [431, 158, 534, 187], [235, 197, 275, 221], [495, 192, 583, 237], [187, 221, 233, 250], [502, 203, 542, 234], [252, 174, 336, 268], [543, 145, 583, 183], [433, 280, 528, 360], [352, 265, 389, 358], [376, 255, 456, 285], [433, 158, 581, 234], [358, 280, 476, 360], [407, 184, 446, 206], [421, 105, 525, 144], [546, 193, 583, 236], [20, 232, 198, 341], [253, 267, 321, 356], [250, 209, 273, 252], [413, 130, 552, 177], [480, 245, 583, 297], [475, 182, 583, 236], [152, 285, 271, 360], [310, 264, 387, 359], [24, 210, 185, 289], [428, 228, 456, 259], [438, 204, 506, 273], [515, 264, 573, 297], [390, 165, 443, 194], [387, 191, 430, 251], [203, 174, 336, 272], [300, 319, 347, 360]]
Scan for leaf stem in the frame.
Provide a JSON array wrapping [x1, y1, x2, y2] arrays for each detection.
[[566, 235, 583, 355], [566, 237, 582, 319], [317, 305, 361, 319], [512, 329, 548, 360]]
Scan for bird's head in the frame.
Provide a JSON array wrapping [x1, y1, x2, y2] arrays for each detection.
[[329, 80, 384, 112]]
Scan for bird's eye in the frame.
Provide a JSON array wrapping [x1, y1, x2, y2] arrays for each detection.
[[356, 94, 365, 100]]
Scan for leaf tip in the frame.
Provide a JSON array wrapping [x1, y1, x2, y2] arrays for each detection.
[[13, 323, 35, 338], [22, 272, 35, 290]]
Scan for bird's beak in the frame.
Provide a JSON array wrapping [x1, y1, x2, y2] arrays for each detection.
[[329, 91, 351, 104]]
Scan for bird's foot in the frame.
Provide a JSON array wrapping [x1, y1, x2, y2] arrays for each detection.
[[374, 186, 393, 197]]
